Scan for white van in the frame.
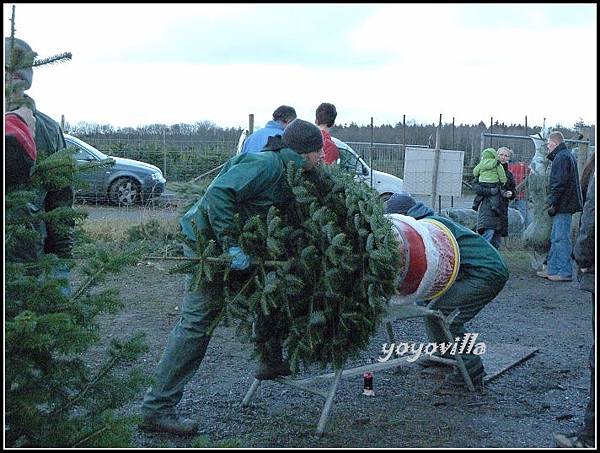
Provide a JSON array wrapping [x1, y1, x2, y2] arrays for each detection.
[[332, 137, 404, 200], [236, 131, 404, 200]]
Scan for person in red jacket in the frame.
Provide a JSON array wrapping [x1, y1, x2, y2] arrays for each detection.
[[315, 102, 339, 165]]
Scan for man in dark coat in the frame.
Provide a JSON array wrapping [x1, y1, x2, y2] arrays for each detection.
[[543, 131, 583, 282]]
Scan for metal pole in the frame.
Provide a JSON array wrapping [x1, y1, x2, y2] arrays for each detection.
[[490, 117, 493, 147], [402, 114, 406, 156], [249, 114, 254, 134], [452, 116, 455, 149], [525, 115, 528, 136], [162, 128, 167, 178], [370, 117, 374, 188], [316, 368, 344, 436], [480, 133, 485, 162], [431, 114, 442, 211], [482, 132, 590, 144]]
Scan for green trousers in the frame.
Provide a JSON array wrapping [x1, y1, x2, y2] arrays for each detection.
[[141, 275, 222, 417], [425, 274, 506, 374]]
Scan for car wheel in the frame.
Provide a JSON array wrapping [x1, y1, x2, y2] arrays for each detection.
[[109, 177, 140, 206]]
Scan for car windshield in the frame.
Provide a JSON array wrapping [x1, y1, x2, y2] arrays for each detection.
[[66, 135, 109, 160], [337, 146, 363, 174]]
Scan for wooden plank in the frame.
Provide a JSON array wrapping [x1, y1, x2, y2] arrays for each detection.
[[481, 343, 539, 383]]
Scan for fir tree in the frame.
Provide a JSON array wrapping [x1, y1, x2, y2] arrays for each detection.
[[169, 164, 402, 371], [5, 7, 148, 447]]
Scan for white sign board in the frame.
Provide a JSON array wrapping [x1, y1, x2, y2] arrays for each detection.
[[403, 148, 464, 196]]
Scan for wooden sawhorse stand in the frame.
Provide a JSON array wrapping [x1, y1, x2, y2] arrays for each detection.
[[240, 302, 474, 436]]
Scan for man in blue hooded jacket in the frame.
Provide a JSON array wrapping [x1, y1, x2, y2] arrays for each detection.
[[385, 192, 509, 390], [240, 105, 297, 154]]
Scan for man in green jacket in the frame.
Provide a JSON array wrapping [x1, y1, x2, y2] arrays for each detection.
[[385, 192, 509, 390], [140, 119, 324, 435]]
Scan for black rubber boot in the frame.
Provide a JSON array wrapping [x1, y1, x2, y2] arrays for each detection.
[[255, 340, 291, 380], [438, 363, 486, 392]]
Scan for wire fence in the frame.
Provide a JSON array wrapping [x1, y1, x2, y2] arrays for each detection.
[[82, 137, 238, 182], [80, 133, 588, 186], [345, 142, 431, 179]]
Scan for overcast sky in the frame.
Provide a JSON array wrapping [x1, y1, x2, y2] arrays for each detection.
[[4, 3, 597, 130]]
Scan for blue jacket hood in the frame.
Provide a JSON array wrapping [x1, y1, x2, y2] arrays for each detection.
[[406, 202, 434, 219]]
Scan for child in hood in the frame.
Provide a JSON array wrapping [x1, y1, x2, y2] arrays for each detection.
[[472, 147, 507, 213]]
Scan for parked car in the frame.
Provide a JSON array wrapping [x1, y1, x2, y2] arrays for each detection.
[[64, 134, 166, 206], [235, 131, 403, 200], [331, 137, 403, 200]]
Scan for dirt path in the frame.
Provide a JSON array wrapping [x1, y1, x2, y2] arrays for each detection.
[[86, 248, 592, 448]]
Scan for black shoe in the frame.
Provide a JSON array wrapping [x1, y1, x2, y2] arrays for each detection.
[[140, 414, 199, 436], [255, 360, 292, 380]]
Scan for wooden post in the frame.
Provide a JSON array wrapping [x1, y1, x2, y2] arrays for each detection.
[[60, 114, 65, 131], [249, 114, 254, 135], [162, 128, 167, 178], [370, 117, 374, 188], [576, 126, 591, 175], [402, 114, 406, 156], [572, 126, 591, 239], [431, 114, 442, 211]]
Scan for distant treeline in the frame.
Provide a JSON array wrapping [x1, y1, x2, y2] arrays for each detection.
[[66, 119, 587, 151]]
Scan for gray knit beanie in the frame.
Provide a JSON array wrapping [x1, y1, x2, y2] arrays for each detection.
[[282, 119, 324, 154], [384, 192, 417, 215], [5, 37, 35, 91]]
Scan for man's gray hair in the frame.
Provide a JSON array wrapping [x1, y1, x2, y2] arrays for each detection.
[[497, 147, 513, 156]]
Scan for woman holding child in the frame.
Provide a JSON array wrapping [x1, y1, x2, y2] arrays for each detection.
[[472, 147, 516, 249]]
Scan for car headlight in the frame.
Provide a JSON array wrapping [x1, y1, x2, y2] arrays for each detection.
[[151, 172, 164, 182]]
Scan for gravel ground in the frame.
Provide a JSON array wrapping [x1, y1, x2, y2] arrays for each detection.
[[79, 203, 593, 448]]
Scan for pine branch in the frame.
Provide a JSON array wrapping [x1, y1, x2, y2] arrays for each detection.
[[143, 255, 288, 268], [50, 356, 119, 416], [32, 52, 72, 68], [71, 267, 106, 301], [72, 247, 140, 300], [205, 268, 258, 335], [70, 426, 109, 448]]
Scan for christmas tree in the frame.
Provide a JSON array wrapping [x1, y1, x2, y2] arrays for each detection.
[[5, 7, 148, 447], [171, 163, 403, 371], [522, 127, 553, 254]]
